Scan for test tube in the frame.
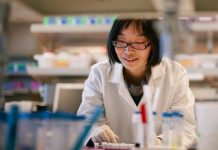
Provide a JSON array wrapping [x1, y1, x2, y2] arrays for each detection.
[[132, 111, 144, 148]]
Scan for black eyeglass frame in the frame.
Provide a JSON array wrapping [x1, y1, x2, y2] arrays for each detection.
[[112, 40, 151, 50]]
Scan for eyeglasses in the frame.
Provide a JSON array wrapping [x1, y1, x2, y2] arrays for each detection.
[[112, 40, 151, 50]]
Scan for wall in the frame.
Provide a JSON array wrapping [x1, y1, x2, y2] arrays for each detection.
[[6, 22, 38, 57]]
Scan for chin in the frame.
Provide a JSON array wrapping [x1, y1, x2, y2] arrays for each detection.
[[123, 65, 138, 71]]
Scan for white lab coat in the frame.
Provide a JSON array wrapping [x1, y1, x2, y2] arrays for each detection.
[[77, 58, 196, 147]]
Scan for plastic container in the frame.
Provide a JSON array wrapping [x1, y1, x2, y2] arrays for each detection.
[[34, 52, 56, 68], [16, 112, 42, 150], [171, 111, 184, 148], [55, 52, 70, 67], [161, 112, 172, 147], [38, 112, 86, 150], [15, 112, 86, 150]]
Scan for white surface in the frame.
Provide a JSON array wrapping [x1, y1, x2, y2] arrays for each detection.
[[187, 73, 204, 81], [190, 22, 218, 31], [191, 87, 218, 101], [27, 66, 90, 76], [187, 68, 218, 76], [195, 101, 218, 150]]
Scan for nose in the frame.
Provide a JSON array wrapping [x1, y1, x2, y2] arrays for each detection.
[[124, 47, 128, 54], [124, 45, 134, 54]]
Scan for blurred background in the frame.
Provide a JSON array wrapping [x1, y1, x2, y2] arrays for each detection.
[[1, 0, 218, 111]]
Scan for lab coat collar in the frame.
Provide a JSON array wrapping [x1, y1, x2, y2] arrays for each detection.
[[108, 63, 123, 84], [150, 61, 165, 80], [107, 63, 137, 109], [108, 61, 165, 83]]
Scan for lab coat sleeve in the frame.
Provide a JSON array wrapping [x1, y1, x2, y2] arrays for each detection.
[[169, 66, 197, 147], [77, 65, 107, 128]]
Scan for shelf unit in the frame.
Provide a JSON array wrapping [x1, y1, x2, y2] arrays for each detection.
[[3, 57, 41, 102], [28, 23, 107, 79], [29, 21, 110, 77], [27, 67, 90, 77]]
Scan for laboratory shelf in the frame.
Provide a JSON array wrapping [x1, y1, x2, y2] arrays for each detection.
[[190, 22, 218, 32], [187, 73, 204, 81], [187, 68, 218, 76], [27, 66, 90, 76], [3, 89, 28, 95], [31, 24, 111, 33], [6, 72, 29, 76], [186, 68, 218, 81]]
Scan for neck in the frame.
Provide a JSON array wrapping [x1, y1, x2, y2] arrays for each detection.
[[124, 68, 147, 85]]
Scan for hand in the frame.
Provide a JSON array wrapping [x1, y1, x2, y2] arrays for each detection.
[[92, 125, 119, 143], [155, 137, 162, 145]]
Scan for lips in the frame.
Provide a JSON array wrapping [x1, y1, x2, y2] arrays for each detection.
[[123, 57, 138, 62]]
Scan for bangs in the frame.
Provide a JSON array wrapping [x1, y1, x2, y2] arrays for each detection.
[[119, 20, 144, 35]]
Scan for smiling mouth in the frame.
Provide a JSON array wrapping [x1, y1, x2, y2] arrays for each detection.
[[123, 58, 138, 62]]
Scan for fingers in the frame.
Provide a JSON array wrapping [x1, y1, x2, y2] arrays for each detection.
[[114, 135, 119, 143], [92, 135, 104, 143], [100, 129, 111, 142], [92, 126, 111, 143], [92, 125, 119, 144], [104, 127, 119, 143], [155, 137, 162, 145]]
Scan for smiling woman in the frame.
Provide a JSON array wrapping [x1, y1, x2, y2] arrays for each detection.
[[77, 18, 197, 148]]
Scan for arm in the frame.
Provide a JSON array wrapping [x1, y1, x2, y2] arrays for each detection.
[[77, 65, 118, 143], [77, 66, 106, 126]]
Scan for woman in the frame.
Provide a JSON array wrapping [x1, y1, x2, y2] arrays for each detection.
[[77, 18, 196, 147]]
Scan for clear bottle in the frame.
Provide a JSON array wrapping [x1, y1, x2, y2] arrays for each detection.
[[171, 111, 184, 148], [153, 111, 159, 129], [161, 112, 172, 147]]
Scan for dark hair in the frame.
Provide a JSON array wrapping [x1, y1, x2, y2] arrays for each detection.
[[106, 18, 162, 83]]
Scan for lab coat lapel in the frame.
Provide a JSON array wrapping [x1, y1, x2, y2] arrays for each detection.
[[118, 77, 138, 110], [108, 63, 138, 110], [150, 61, 165, 112]]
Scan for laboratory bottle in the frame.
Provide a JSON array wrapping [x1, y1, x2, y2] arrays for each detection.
[[171, 111, 184, 148], [161, 112, 172, 147], [152, 111, 158, 129], [132, 111, 144, 148]]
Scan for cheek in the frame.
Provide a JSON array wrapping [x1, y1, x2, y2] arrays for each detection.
[[115, 50, 122, 59], [140, 49, 151, 59]]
